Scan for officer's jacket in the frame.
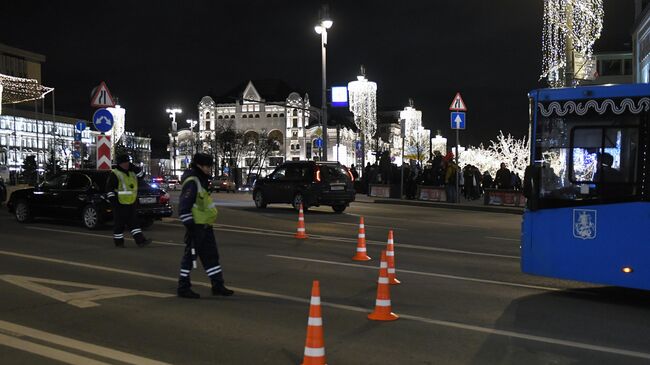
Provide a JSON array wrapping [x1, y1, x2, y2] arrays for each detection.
[[106, 164, 144, 205], [179, 167, 211, 227]]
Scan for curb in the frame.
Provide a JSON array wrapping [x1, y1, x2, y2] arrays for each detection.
[[371, 199, 524, 215]]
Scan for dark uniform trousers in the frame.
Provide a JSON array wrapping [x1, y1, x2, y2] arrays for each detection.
[[113, 203, 146, 245], [178, 225, 224, 289]]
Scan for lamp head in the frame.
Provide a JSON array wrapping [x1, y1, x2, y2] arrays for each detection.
[[322, 20, 333, 29], [314, 25, 324, 34]]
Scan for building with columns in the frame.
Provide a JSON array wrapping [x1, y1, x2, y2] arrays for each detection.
[[169, 79, 358, 180]]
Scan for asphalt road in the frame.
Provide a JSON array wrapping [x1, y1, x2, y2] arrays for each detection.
[[1, 192, 650, 364]]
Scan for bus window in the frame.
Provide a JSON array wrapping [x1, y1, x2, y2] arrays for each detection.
[[534, 113, 641, 206]]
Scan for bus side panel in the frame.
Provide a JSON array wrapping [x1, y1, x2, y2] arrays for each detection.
[[521, 202, 650, 290]]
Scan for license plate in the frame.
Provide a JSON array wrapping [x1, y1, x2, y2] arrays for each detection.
[[139, 197, 157, 204], [330, 185, 344, 191]]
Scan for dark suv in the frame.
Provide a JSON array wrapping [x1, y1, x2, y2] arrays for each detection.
[[7, 170, 173, 229], [253, 161, 355, 213]]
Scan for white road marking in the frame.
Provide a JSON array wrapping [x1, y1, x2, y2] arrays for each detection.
[[27, 223, 518, 260], [332, 221, 405, 230], [486, 236, 520, 242], [267, 254, 559, 292], [0, 320, 171, 365], [0, 249, 648, 360], [0, 275, 172, 308], [25, 226, 184, 247]]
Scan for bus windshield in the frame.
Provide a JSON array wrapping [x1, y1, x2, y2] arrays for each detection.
[[533, 104, 643, 208]]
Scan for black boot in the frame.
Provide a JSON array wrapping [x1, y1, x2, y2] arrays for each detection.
[[135, 236, 151, 247], [211, 282, 234, 296], [114, 239, 125, 248], [177, 287, 200, 299]]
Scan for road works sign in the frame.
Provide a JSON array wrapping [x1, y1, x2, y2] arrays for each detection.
[[90, 81, 116, 108], [449, 92, 467, 111]]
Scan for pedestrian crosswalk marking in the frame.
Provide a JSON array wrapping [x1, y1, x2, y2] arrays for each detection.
[[0, 275, 172, 308]]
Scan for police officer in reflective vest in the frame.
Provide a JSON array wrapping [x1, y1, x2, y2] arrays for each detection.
[[177, 153, 234, 298], [106, 154, 151, 248]]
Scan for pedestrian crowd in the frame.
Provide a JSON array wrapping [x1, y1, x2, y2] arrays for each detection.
[[352, 151, 523, 203]]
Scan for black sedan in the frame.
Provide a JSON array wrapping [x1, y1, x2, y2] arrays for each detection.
[[253, 161, 355, 213], [7, 170, 173, 229]]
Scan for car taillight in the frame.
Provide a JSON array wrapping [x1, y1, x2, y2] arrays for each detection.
[[314, 166, 321, 182], [347, 169, 355, 182], [160, 193, 170, 204]]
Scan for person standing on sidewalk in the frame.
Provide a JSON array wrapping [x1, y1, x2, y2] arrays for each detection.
[[106, 154, 151, 248], [177, 153, 234, 299]]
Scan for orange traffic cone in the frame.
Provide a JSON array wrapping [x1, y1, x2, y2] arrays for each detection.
[[368, 250, 399, 321], [295, 203, 308, 239], [352, 217, 371, 261], [302, 280, 327, 365], [386, 230, 401, 285]]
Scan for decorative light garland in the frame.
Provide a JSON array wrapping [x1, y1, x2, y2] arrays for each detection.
[[399, 100, 429, 163], [541, 0, 603, 87], [348, 67, 377, 148], [0, 73, 53, 104]]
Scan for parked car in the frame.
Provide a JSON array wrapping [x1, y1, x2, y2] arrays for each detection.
[[252, 161, 355, 213], [7, 170, 173, 230], [209, 176, 236, 193]]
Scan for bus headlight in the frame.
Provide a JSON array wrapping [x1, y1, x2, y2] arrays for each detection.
[[622, 267, 633, 274]]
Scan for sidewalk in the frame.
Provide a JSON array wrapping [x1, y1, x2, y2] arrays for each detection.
[[354, 194, 524, 215]]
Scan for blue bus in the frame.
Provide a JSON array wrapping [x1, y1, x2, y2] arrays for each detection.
[[521, 83, 650, 290]]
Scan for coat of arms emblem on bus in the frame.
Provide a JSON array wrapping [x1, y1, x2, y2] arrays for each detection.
[[573, 209, 597, 240]]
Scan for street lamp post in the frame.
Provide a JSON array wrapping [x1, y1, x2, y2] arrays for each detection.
[[166, 108, 182, 178], [314, 5, 332, 161]]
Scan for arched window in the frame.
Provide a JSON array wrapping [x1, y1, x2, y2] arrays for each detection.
[[242, 114, 247, 118], [218, 115, 223, 119], [293, 109, 298, 116], [273, 114, 278, 118], [224, 115, 229, 119], [231, 115, 236, 119], [249, 114, 254, 118], [279, 113, 285, 117], [266, 114, 271, 118], [255, 114, 260, 118], [205, 111, 211, 119]]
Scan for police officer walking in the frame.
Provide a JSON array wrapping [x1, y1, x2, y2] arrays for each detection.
[[106, 154, 151, 248], [177, 153, 234, 299]]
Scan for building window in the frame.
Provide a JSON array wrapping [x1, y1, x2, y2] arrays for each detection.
[[273, 114, 278, 118], [242, 115, 247, 118], [292, 131, 298, 138], [254, 105, 260, 112], [255, 114, 260, 118], [206, 111, 211, 119], [267, 114, 272, 117], [280, 113, 285, 117], [218, 115, 223, 119], [231, 115, 236, 119], [249, 114, 254, 118], [292, 118, 298, 128], [293, 109, 298, 116]]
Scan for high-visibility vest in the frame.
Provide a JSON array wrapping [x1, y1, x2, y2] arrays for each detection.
[[182, 176, 218, 224], [112, 169, 138, 205]]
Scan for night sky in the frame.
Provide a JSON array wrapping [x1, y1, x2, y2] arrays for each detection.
[[1, 1, 635, 157]]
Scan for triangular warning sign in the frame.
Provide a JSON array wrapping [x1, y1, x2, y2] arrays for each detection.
[[449, 92, 467, 111], [91, 81, 116, 108]]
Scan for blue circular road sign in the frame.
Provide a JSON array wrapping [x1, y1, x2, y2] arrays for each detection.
[[75, 121, 86, 133], [92, 108, 114, 133], [72, 151, 81, 159]]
